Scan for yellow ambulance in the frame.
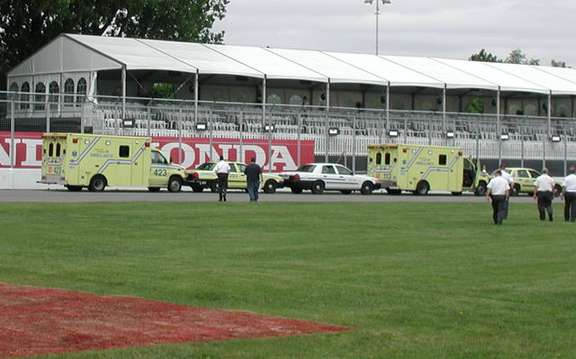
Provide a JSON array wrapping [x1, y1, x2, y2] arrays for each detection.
[[367, 144, 489, 195], [40, 133, 187, 192]]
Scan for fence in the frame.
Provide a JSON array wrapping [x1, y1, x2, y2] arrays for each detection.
[[1, 91, 576, 174]]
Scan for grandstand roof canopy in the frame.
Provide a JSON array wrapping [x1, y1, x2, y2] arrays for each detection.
[[8, 33, 576, 95]]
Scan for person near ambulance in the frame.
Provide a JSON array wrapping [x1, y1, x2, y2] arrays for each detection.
[[499, 164, 514, 219], [562, 166, 576, 222], [533, 168, 555, 222], [244, 157, 263, 202], [214, 155, 231, 202], [486, 170, 510, 225]]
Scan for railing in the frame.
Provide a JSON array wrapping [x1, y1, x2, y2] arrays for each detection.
[[2, 91, 576, 174]]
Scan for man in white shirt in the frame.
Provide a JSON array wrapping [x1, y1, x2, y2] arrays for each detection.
[[499, 164, 514, 219], [533, 168, 555, 222], [562, 166, 576, 222], [486, 170, 510, 225], [214, 155, 231, 202]]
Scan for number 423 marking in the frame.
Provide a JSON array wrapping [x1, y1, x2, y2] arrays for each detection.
[[153, 168, 168, 176]]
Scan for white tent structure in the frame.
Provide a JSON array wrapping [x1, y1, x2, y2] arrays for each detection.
[[7, 33, 576, 134]]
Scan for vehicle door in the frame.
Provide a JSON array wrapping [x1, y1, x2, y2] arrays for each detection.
[[320, 165, 341, 189], [335, 165, 359, 189], [527, 169, 542, 192], [462, 158, 476, 188], [228, 163, 247, 189], [514, 169, 532, 193], [149, 150, 170, 187]]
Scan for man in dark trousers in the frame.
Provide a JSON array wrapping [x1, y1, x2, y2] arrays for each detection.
[[214, 155, 230, 202], [486, 170, 510, 225], [563, 166, 576, 222], [533, 168, 555, 221], [244, 157, 263, 202]]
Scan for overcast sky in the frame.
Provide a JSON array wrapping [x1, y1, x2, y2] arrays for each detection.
[[213, 0, 576, 66]]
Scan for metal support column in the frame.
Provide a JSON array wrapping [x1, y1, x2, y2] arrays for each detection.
[[497, 87, 502, 165], [544, 91, 552, 169], [442, 84, 447, 145], [385, 82, 390, 144], [297, 113, 302, 166], [121, 66, 127, 120], [352, 116, 357, 174], [239, 111, 244, 163], [194, 70, 199, 124], [325, 80, 331, 163], [178, 107, 182, 164], [10, 101, 15, 169], [263, 76, 272, 173], [521, 132, 525, 167], [147, 106, 151, 138], [564, 135, 568, 176]]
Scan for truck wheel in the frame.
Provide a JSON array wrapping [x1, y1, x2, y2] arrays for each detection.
[[511, 184, 521, 196], [88, 175, 107, 192], [191, 184, 204, 193], [263, 180, 277, 194], [311, 181, 325, 194], [168, 176, 183, 192], [360, 181, 374, 195], [291, 187, 303, 194], [475, 181, 487, 196], [148, 187, 161, 192], [66, 185, 83, 192], [414, 181, 429, 195]]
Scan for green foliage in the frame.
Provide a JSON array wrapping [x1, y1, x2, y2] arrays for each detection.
[[469, 49, 500, 63], [152, 82, 176, 98], [0, 0, 230, 88], [466, 97, 484, 114], [551, 59, 568, 68], [1, 202, 575, 358]]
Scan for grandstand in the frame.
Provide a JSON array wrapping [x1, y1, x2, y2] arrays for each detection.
[[2, 33, 576, 173]]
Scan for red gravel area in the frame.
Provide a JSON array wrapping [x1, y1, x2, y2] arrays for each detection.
[[0, 283, 347, 358]]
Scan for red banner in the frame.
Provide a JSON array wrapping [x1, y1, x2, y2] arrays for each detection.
[[0, 132, 315, 171]]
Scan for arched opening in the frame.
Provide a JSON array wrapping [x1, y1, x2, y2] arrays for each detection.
[[76, 78, 87, 105], [64, 78, 75, 106], [20, 82, 30, 110], [34, 83, 46, 111], [49, 81, 60, 110]]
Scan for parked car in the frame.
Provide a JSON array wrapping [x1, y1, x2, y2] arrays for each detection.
[[495, 167, 563, 196], [279, 163, 381, 194], [186, 162, 282, 193]]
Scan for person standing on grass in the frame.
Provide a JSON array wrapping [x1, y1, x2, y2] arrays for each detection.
[[499, 163, 514, 219], [214, 155, 230, 202], [562, 166, 576, 222], [486, 170, 510, 225], [244, 157, 263, 202], [533, 168, 555, 222]]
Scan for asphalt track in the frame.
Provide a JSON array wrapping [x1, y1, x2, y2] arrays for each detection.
[[0, 189, 537, 204]]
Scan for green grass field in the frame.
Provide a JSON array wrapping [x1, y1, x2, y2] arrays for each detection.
[[1, 201, 575, 358]]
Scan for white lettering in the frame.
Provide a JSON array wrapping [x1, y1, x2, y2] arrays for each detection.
[[1, 138, 22, 167], [21, 139, 42, 167], [160, 142, 195, 169], [196, 143, 221, 164], [240, 145, 267, 168], [270, 145, 297, 171]]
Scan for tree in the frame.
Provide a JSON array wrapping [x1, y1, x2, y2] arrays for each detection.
[[551, 59, 567, 68], [505, 49, 526, 64], [469, 49, 500, 63], [0, 0, 230, 90]]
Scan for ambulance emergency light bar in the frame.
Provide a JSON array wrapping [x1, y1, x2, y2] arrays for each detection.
[[328, 127, 340, 136], [388, 130, 398, 137], [551, 135, 561, 143]]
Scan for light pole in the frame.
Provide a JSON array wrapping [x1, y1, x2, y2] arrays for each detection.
[[364, 0, 391, 55]]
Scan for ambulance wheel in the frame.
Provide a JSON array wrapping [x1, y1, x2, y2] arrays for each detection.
[[311, 181, 325, 194], [291, 187, 303, 194], [360, 181, 374, 195], [263, 180, 277, 194], [66, 185, 83, 192], [414, 181, 429, 195], [209, 182, 218, 193], [148, 187, 161, 192], [475, 181, 487, 196], [88, 175, 107, 192], [168, 176, 183, 192], [511, 184, 521, 196]]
